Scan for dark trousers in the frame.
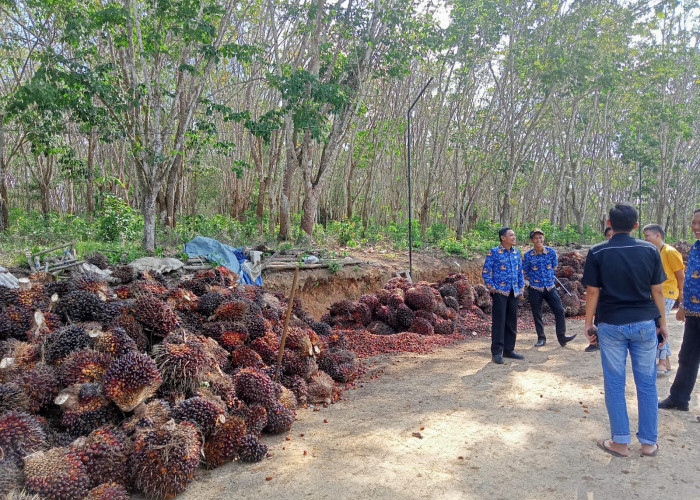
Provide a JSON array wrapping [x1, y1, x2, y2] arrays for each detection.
[[669, 316, 700, 405], [491, 290, 518, 356], [527, 286, 566, 340]]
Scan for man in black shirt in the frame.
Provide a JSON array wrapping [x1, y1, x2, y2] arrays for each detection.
[[582, 203, 668, 458]]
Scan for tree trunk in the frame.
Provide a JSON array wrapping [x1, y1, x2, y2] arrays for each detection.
[[278, 119, 300, 241], [0, 122, 8, 231], [142, 185, 159, 252], [300, 188, 319, 238], [86, 130, 96, 216], [165, 154, 182, 228]]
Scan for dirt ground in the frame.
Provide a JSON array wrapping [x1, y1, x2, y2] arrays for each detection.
[[178, 317, 700, 500]]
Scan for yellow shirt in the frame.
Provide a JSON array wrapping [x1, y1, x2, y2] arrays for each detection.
[[659, 244, 685, 299]]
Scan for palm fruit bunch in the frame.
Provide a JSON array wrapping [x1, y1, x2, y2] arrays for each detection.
[[0, 284, 18, 308], [23, 446, 92, 500], [196, 291, 225, 317], [0, 458, 24, 497], [55, 382, 119, 436], [103, 352, 162, 411], [404, 284, 436, 312], [0, 305, 34, 341], [0, 411, 47, 466], [59, 349, 112, 386], [232, 367, 278, 407], [317, 349, 360, 383], [109, 313, 149, 351], [281, 374, 308, 406], [384, 276, 413, 294], [171, 397, 225, 438], [560, 291, 584, 316], [71, 426, 130, 488], [213, 323, 249, 352], [14, 364, 60, 412], [233, 404, 267, 437], [14, 287, 51, 310], [249, 333, 280, 364], [283, 349, 318, 380], [0, 382, 30, 413], [394, 303, 415, 328], [203, 414, 247, 468], [129, 420, 201, 500], [237, 433, 268, 463], [153, 334, 217, 393], [55, 290, 106, 322], [111, 265, 135, 284], [472, 283, 492, 312], [120, 399, 172, 436], [85, 482, 130, 500], [92, 327, 138, 358], [263, 401, 295, 434], [166, 288, 199, 312], [43, 325, 93, 365], [243, 312, 267, 340], [409, 316, 434, 336], [72, 273, 114, 300], [132, 295, 180, 339], [85, 253, 110, 270], [306, 370, 335, 404]]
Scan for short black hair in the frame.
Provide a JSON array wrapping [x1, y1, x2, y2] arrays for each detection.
[[694, 208, 700, 214], [604, 227, 613, 236], [642, 223, 665, 239], [498, 227, 512, 242], [609, 203, 638, 232]]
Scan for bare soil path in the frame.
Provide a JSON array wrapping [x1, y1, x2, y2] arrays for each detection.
[[179, 318, 700, 500]]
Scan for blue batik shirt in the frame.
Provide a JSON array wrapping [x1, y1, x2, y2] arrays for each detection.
[[522, 246, 557, 291], [482, 244, 524, 296], [683, 240, 700, 317]]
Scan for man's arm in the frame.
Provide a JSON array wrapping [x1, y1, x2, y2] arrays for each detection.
[[584, 286, 600, 341], [482, 253, 494, 289], [651, 283, 669, 345], [674, 269, 685, 302]]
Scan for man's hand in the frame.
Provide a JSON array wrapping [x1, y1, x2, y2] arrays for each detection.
[[585, 324, 597, 343], [676, 307, 685, 322], [657, 324, 669, 347]]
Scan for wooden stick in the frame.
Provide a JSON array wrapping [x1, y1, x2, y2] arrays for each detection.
[[274, 266, 299, 382]]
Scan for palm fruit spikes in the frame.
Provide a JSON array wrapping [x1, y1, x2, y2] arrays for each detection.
[[128, 420, 201, 500], [85, 482, 130, 500], [23, 446, 92, 500], [0, 411, 47, 466], [232, 368, 278, 407], [103, 352, 162, 411], [132, 295, 180, 339], [203, 415, 247, 468], [171, 397, 226, 438], [237, 434, 268, 463]]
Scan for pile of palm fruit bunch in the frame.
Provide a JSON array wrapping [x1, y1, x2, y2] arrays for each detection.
[[321, 275, 497, 357], [0, 264, 359, 499], [553, 250, 586, 316]]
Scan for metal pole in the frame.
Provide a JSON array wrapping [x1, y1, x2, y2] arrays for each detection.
[[406, 78, 433, 279]]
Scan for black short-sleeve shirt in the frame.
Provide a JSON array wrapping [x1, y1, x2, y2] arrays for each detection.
[[582, 233, 666, 325]]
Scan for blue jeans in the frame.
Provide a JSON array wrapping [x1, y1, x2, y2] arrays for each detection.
[[598, 320, 658, 445]]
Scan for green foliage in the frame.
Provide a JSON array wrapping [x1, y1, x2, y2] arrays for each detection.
[[327, 260, 342, 274], [97, 195, 142, 242]]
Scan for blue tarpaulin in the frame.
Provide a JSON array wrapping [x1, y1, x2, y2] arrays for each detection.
[[183, 236, 262, 286]]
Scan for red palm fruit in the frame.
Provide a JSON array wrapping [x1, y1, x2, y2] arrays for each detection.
[[203, 415, 247, 468], [0, 411, 47, 466], [43, 325, 93, 365], [72, 426, 130, 488], [86, 482, 130, 500], [166, 288, 199, 312], [232, 404, 267, 437], [264, 401, 295, 434], [132, 295, 180, 338], [60, 349, 112, 386], [306, 370, 334, 404], [232, 368, 277, 407], [409, 317, 434, 336], [213, 299, 250, 321], [92, 327, 138, 358], [152, 336, 216, 393], [405, 285, 436, 312], [231, 346, 266, 370], [110, 313, 149, 351], [237, 434, 268, 463], [15, 363, 59, 412], [129, 420, 201, 500], [171, 397, 226, 438], [103, 352, 162, 412], [56, 382, 119, 437], [24, 447, 92, 500]]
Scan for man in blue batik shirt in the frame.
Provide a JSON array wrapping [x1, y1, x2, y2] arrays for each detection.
[[522, 228, 576, 347], [659, 208, 700, 412], [482, 227, 525, 364]]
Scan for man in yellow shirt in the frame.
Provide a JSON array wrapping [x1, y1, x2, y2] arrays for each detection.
[[643, 223, 685, 374]]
